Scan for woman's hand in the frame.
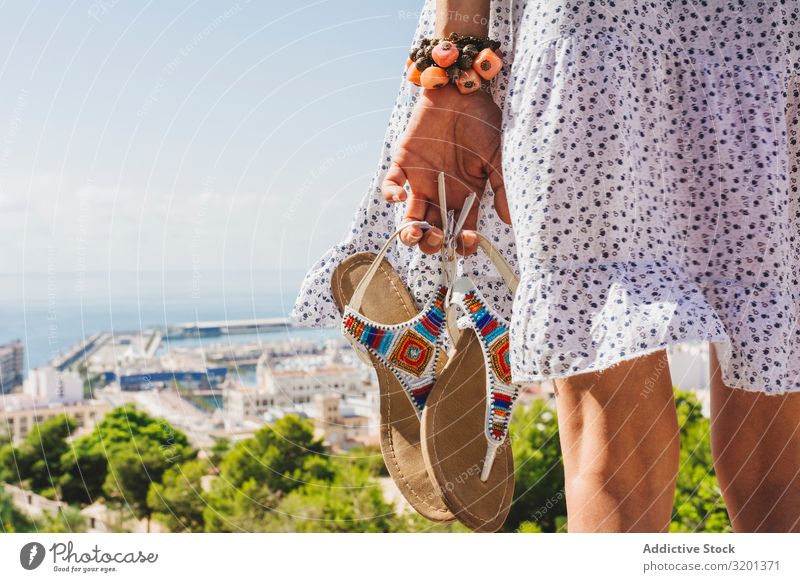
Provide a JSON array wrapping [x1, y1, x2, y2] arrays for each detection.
[[381, 84, 509, 255]]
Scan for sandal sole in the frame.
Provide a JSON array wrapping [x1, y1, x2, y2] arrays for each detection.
[[421, 330, 515, 532], [331, 252, 455, 523]]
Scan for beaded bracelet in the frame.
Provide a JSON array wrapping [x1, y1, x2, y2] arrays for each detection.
[[405, 32, 503, 94]]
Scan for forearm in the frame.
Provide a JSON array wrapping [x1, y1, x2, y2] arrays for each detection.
[[435, 0, 490, 37]]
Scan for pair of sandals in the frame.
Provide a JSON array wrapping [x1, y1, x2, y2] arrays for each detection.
[[331, 173, 520, 532]]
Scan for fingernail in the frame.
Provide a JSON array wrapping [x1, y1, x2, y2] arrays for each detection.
[[407, 228, 422, 242], [392, 193, 402, 202]]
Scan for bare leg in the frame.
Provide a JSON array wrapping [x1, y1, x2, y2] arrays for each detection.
[[555, 350, 679, 532], [709, 344, 800, 532]]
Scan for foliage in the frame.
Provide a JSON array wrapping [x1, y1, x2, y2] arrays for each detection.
[[670, 389, 730, 532], [59, 436, 108, 505], [59, 405, 193, 509], [505, 398, 566, 532], [33, 506, 87, 533], [257, 463, 400, 532], [203, 416, 331, 532], [0, 443, 14, 483], [208, 437, 230, 467], [0, 487, 32, 532], [1, 415, 76, 494], [345, 445, 388, 478], [148, 459, 208, 532], [517, 521, 544, 533], [103, 442, 182, 530]]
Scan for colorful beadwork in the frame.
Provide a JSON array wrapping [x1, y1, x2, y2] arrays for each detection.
[[389, 329, 433, 377], [460, 289, 520, 444], [342, 286, 447, 413]]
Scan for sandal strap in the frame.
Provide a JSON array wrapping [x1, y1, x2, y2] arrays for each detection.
[[476, 233, 519, 294], [450, 277, 519, 481], [348, 219, 431, 314]]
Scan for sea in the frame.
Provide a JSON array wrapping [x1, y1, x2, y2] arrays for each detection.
[[0, 269, 336, 369]]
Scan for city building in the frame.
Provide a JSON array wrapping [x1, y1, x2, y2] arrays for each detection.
[[0, 340, 25, 393], [254, 352, 369, 407], [0, 395, 111, 442], [1, 367, 111, 442], [313, 393, 373, 450], [23, 367, 83, 403], [223, 351, 373, 423]]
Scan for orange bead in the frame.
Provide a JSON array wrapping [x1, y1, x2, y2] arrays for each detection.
[[473, 48, 503, 80], [420, 66, 449, 90], [405, 58, 413, 69], [455, 69, 482, 94], [431, 40, 459, 68], [406, 63, 422, 86]]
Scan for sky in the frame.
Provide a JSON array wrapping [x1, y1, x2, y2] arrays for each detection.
[[0, 0, 421, 292]]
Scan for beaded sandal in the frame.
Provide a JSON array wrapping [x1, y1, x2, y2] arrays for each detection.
[[330, 173, 475, 522], [421, 233, 520, 532]]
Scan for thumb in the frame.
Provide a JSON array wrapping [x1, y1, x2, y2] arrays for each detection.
[[456, 198, 480, 256]]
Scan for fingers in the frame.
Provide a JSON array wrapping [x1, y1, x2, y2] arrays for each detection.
[[456, 198, 480, 256], [399, 193, 428, 246], [381, 163, 408, 203], [419, 205, 444, 254]]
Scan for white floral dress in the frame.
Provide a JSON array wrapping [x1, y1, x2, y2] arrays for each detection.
[[293, 0, 800, 395]]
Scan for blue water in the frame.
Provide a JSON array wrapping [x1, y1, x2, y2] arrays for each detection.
[[0, 270, 333, 369]]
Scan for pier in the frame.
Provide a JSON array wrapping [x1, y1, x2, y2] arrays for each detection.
[[164, 317, 292, 340]]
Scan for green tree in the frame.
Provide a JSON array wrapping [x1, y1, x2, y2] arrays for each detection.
[[33, 506, 87, 533], [148, 459, 208, 532], [346, 445, 389, 477], [208, 437, 230, 467], [2, 415, 76, 495], [59, 436, 108, 505], [0, 487, 32, 532], [0, 442, 15, 483], [671, 389, 730, 532], [104, 440, 193, 532], [505, 399, 566, 532], [203, 416, 332, 532], [204, 477, 281, 532], [58, 405, 192, 509], [259, 463, 400, 532]]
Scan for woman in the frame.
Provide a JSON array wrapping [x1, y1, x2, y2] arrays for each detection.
[[295, 0, 800, 532]]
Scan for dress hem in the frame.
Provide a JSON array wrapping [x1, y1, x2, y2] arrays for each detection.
[[512, 336, 800, 397]]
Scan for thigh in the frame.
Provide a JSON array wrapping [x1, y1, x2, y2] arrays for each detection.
[[554, 349, 679, 531], [710, 343, 800, 531], [555, 349, 677, 466]]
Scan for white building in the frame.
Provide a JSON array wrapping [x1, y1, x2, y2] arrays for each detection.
[[255, 353, 368, 406], [223, 352, 373, 423], [23, 368, 84, 403]]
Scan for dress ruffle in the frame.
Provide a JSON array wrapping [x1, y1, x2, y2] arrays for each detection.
[[510, 261, 729, 382], [510, 261, 800, 394]]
